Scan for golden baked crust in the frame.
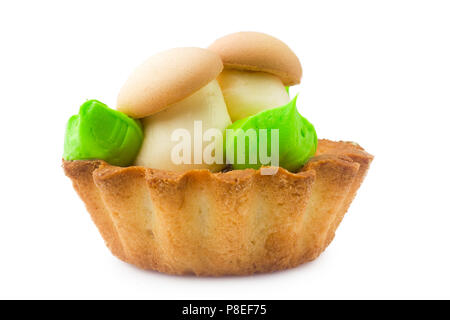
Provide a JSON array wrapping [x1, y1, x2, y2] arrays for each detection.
[[315, 139, 374, 247], [209, 32, 302, 86], [63, 139, 373, 276], [117, 48, 223, 118]]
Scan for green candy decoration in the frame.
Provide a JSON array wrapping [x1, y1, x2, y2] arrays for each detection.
[[63, 99, 143, 166], [225, 96, 317, 172]]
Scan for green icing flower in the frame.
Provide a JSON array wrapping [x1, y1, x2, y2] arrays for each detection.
[[63, 99, 143, 166], [225, 96, 317, 172]]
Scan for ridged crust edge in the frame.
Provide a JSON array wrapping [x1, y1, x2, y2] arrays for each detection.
[[63, 139, 373, 276]]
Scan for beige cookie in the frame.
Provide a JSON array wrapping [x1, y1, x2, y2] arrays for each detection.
[[209, 31, 302, 86], [117, 47, 224, 118]]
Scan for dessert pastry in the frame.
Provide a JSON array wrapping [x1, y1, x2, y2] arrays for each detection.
[[63, 32, 373, 276]]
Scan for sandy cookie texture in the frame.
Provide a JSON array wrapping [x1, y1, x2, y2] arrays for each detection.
[[209, 32, 302, 86], [63, 139, 372, 276], [117, 47, 223, 118]]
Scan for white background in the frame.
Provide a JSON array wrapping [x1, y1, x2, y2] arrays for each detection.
[[0, 0, 449, 299]]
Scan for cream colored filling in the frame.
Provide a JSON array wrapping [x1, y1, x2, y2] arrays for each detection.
[[217, 69, 290, 122], [135, 80, 231, 172]]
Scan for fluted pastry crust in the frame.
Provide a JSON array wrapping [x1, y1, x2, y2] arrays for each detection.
[[63, 139, 373, 276]]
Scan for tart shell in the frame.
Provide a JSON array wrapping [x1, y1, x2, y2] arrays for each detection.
[[63, 139, 373, 276]]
